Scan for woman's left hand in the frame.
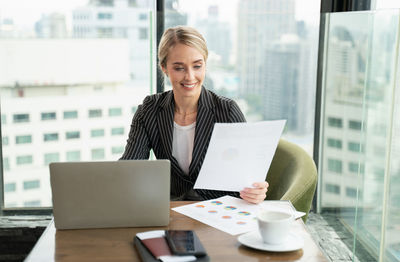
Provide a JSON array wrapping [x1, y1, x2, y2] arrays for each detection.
[[240, 181, 269, 204]]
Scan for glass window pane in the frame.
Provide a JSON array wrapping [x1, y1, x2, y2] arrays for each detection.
[[16, 155, 33, 165], [66, 131, 80, 139], [23, 180, 40, 190], [15, 135, 32, 144], [1, 0, 155, 207], [66, 151, 81, 162], [4, 182, 16, 193], [327, 159, 342, 173], [44, 133, 59, 142], [91, 148, 105, 160], [108, 107, 122, 116], [13, 113, 30, 123], [41, 112, 56, 120], [91, 129, 105, 137], [89, 109, 102, 118], [111, 127, 124, 135], [111, 146, 124, 155], [327, 138, 342, 149], [44, 153, 60, 165], [63, 110, 78, 119]]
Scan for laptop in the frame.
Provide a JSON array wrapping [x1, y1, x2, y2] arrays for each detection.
[[49, 160, 170, 230]]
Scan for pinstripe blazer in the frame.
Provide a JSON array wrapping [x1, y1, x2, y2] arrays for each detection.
[[120, 87, 246, 200]]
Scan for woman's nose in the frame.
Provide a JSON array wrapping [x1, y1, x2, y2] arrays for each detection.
[[185, 68, 195, 80]]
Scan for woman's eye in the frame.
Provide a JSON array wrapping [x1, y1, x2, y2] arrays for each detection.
[[174, 67, 184, 71], [194, 65, 202, 69]]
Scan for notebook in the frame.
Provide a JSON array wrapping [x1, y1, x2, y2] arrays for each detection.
[[49, 160, 170, 230]]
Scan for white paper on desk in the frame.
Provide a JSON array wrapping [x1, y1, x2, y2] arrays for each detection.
[[172, 196, 302, 235], [194, 120, 286, 192]]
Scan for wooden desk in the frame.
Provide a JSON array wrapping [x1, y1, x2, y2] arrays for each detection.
[[25, 202, 328, 262]]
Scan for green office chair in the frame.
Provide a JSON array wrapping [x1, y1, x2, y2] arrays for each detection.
[[265, 139, 317, 222]]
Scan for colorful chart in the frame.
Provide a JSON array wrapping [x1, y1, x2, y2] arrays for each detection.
[[195, 205, 205, 208], [222, 216, 232, 219], [211, 201, 223, 205], [224, 206, 237, 210], [238, 211, 251, 216], [208, 210, 218, 214]]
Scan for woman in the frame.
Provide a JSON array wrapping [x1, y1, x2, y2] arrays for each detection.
[[121, 26, 268, 204]]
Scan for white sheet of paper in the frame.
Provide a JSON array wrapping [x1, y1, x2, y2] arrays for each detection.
[[172, 196, 302, 235], [193, 120, 286, 192]]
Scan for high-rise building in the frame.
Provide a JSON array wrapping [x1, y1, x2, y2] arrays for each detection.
[[72, 0, 151, 81], [35, 13, 68, 38]]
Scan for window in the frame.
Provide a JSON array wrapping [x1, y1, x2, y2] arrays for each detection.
[[98, 12, 112, 19], [23, 200, 41, 207], [109, 107, 122, 116], [64, 110, 78, 119], [111, 146, 124, 155], [327, 117, 343, 128], [4, 182, 16, 193], [325, 183, 340, 194], [111, 127, 124, 135], [66, 151, 81, 162], [66, 131, 80, 139], [327, 138, 342, 149], [91, 129, 105, 137], [327, 159, 342, 173], [13, 113, 29, 123], [44, 153, 60, 165], [23, 180, 40, 190], [346, 187, 358, 198], [348, 162, 365, 174], [16, 155, 33, 165], [89, 109, 102, 118], [139, 13, 147, 20], [139, 28, 148, 40], [44, 133, 59, 142], [3, 157, 10, 171], [349, 120, 362, 130], [1, 0, 154, 208], [41, 112, 56, 121], [348, 142, 363, 152], [15, 135, 32, 144], [91, 148, 105, 160]]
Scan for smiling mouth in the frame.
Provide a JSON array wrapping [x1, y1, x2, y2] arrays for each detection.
[[182, 83, 197, 89]]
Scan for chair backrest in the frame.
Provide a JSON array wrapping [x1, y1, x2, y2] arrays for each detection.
[[265, 139, 317, 222]]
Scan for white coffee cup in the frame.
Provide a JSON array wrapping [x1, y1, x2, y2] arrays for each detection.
[[257, 210, 295, 245]]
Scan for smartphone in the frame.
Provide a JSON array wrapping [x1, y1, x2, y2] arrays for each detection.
[[165, 230, 207, 256]]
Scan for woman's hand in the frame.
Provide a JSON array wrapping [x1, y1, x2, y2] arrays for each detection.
[[240, 182, 269, 204]]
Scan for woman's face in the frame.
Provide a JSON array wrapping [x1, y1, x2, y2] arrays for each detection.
[[162, 43, 206, 102]]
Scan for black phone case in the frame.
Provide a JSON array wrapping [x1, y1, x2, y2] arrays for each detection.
[[165, 230, 208, 257], [134, 236, 210, 262]]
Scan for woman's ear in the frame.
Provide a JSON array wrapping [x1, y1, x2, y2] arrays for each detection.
[[161, 65, 168, 77]]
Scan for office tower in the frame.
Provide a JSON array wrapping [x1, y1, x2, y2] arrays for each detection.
[[196, 6, 232, 65], [72, 0, 151, 81], [237, 0, 316, 135], [35, 13, 68, 38], [164, 0, 188, 29]]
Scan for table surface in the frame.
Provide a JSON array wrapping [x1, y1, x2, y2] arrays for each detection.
[[25, 201, 328, 262]]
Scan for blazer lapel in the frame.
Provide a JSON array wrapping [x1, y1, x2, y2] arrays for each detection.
[[157, 91, 175, 159], [189, 88, 215, 180]]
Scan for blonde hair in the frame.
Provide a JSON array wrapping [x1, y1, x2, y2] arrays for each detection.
[[158, 26, 208, 71]]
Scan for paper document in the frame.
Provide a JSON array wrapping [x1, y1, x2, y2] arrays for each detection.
[[172, 196, 303, 235], [194, 120, 286, 192]]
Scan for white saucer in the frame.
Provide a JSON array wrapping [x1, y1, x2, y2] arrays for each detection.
[[238, 231, 304, 252]]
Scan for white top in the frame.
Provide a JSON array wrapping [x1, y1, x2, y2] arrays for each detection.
[[172, 121, 196, 175]]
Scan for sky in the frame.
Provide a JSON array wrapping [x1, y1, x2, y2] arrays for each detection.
[[0, 0, 399, 29]]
